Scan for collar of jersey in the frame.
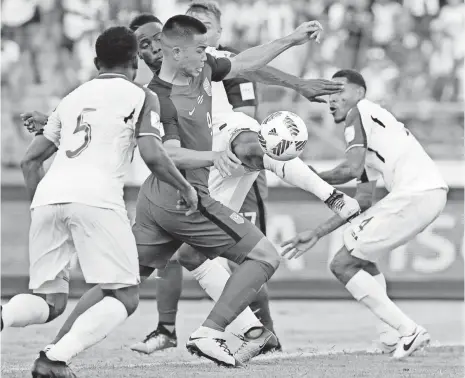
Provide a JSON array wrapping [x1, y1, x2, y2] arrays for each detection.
[[96, 73, 130, 80]]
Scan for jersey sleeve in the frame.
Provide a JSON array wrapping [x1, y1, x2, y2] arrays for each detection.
[[206, 53, 232, 82], [344, 107, 367, 152], [135, 89, 163, 140], [158, 95, 181, 143], [42, 108, 62, 147]]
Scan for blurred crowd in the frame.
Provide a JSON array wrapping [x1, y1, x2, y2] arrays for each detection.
[[1, 0, 464, 166]]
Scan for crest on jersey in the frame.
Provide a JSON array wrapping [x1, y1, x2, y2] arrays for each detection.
[[230, 212, 244, 224], [203, 78, 212, 96]]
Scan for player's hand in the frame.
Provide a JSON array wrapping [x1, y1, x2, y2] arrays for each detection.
[[213, 149, 242, 178], [281, 230, 321, 259], [177, 185, 198, 216], [299, 79, 344, 103], [288, 21, 324, 46], [20, 111, 48, 133]]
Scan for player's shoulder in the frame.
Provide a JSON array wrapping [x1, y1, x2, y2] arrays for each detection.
[[346, 105, 362, 127]]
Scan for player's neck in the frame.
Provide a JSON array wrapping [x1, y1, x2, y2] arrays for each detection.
[[98, 69, 131, 79], [158, 63, 191, 86]]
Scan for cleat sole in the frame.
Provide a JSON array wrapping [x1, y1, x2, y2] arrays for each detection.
[[186, 344, 242, 368]]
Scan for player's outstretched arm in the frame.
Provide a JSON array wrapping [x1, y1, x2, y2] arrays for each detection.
[[280, 181, 376, 260], [138, 137, 198, 215], [21, 135, 58, 201], [238, 67, 343, 103], [224, 21, 322, 80]]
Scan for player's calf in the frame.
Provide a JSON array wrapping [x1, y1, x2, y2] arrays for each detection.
[[1, 292, 67, 331]]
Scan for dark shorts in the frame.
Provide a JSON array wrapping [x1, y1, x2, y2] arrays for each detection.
[[133, 192, 264, 269], [239, 181, 267, 235]]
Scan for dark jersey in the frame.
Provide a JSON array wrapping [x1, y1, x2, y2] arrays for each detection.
[[141, 54, 231, 209]]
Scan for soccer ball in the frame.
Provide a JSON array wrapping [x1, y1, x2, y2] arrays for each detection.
[[258, 111, 308, 161]]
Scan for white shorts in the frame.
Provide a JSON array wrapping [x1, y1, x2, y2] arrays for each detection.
[[29, 203, 140, 294], [343, 188, 447, 262]]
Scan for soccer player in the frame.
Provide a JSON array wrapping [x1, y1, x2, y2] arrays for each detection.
[[281, 69, 448, 360], [130, 14, 347, 367], [0, 26, 196, 378]]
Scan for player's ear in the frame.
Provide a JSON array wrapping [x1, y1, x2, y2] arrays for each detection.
[[172, 46, 182, 61], [94, 57, 100, 71]]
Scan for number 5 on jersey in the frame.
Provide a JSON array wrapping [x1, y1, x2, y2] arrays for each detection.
[[66, 108, 96, 158]]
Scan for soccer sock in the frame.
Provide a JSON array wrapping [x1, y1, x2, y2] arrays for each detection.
[[191, 259, 262, 335], [156, 260, 182, 333], [372, 273, 399, 340], [263, 155, 333, 201], [249, 284, 275, 333], [1, 294, 50, 328], [46, 296, 128, 364], [202, 260, 274, 332], [52, 285, 105, 344], [345, 270, 416, 337]]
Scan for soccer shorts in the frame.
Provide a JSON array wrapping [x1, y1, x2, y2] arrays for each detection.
[[238, 181, 267, 235], [343, 188, 447, 262], [133, 192, 264, 269], [29, 203, 140, 294]]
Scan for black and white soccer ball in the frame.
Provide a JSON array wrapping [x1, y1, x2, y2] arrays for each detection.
[[258, 111, 308, 161]]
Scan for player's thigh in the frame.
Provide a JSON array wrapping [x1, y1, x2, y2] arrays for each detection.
[[67, 204, 140, 289], [175, 243, 209, 271], [343, 189, 447, 262], [29, 204, 73, 294], [132, 192, 181, 270], [156, 198, 266, 265]]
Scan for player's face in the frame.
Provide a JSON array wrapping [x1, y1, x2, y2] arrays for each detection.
[[179, 34, 208, 77], [135, 22, 163, 72], [329, 77, 362, 123], [187, 11, 221, 48]]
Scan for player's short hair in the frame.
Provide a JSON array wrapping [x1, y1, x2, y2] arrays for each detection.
[[129, 13, 162, 32], [332, 69, 367, 91], [162, 15, 207, 43], [186, 1, 222, 23], [95, 26, 138, 68]]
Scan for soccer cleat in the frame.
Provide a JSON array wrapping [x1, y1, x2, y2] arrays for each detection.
[[31, 351, 77, 378], [392, 326, 430, 360], [130, 325, 177, 354], [259, 336, 282, 355], [234, 327, 278, 364], [324, 190, 361, 221], [376, 329, 400, 354], [186, 326, 240, 367]]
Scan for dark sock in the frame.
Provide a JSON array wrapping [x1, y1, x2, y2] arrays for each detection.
[[52, 285, 105, 344], [156, 260, 183, 326], [203, 260, 275, 331], [249, 284, 275, 333], [158, 322, 176, 336]]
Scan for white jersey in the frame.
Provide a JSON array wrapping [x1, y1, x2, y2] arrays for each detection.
[[346, 99, 448, 193], [32, 73, 162, 210], [208, 112, 262, 211]]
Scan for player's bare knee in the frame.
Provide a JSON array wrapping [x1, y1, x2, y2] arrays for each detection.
[[247, 237, 281, 271], [39, 293, 68, 322], [176, 247, 207, 272], [111, 285, 140, 316]]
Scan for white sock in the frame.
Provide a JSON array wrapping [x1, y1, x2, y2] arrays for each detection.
[[263, 155, 333, 201], [2, 294, 50, 328], [46, 296, 128, 363], [372, 273, 399, 341], [346, 270, 416, 337], [191, 259, 262, 335]]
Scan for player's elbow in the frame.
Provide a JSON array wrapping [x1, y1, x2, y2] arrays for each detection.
[[348, 160, 365, 179], [20, 154, 41, 174]]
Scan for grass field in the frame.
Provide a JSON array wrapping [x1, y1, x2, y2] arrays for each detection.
[[1, 299, 463, 378]]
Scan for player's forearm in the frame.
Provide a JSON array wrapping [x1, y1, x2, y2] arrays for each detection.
[[314, 215, 347, 239], [21, 161, 46, 201], [318, 161, 358, 185], [263, 155, 334, 201], [238, 66, 303, 92], [164, 146, 216, 170], [229, 36, 296, 77], [145, 149, 193, 193]]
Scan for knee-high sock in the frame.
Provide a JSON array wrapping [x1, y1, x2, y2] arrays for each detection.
[[156, 260, 183, 329], [372, 273, 399, 341], [1, 294, 49, 328], [46, 297, 128, 363], [346, 270, 416, 337], [202, 260, 275, 332], [249, 284, 274, 333], [191, 259, 262, 335]]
